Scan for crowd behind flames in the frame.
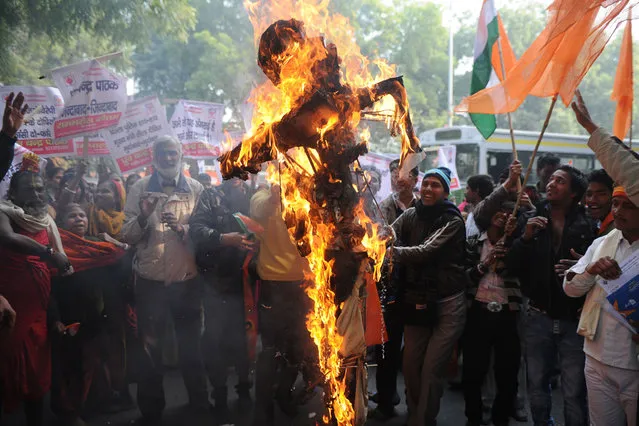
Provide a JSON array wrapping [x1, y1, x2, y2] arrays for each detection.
[[0, 88, 638, 426]]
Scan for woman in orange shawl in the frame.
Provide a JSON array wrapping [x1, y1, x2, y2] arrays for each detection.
[[50, 203, 129, 426], [57, 163, 127, 241]]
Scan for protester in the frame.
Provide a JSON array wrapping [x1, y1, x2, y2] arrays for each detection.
[[121, 136, 208, 425], [536, 153, 561, 198], [0, 154, 72, 426], [461, 174, 494, 237], [585, 169, 615, 236], [563, 186, 639, 425], [380, 159, 418, 224], [371, 161, 419, 418], [463, 197, 523, 426], [189, 177, 254, 423], [58, 162, 127, 240], [45, 165, 64, 204], [389, 166, 467, 426], [509, 165, 595, 426], [572, 90, 639, 206], [50, 203, 129, 426], [249, 184, 320, 426]]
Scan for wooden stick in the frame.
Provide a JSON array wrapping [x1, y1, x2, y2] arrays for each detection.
[[496, 35, 518, 161], [630, 103, 633, 149], [83, 135, 89, 159], [512, 94, 559, 214]]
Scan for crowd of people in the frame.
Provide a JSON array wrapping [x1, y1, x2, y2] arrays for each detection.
[[0, 86, 637, 426]]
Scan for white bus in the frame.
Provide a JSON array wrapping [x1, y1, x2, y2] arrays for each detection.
[[418, 125, 619, 186]]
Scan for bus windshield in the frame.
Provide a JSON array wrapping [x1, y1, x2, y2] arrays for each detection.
[[419, 143, 479, 183]]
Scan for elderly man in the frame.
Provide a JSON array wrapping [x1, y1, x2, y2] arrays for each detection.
[[121, 136, 207, 425], [0, 155, 71, 426], [564, 186, 639, 425]]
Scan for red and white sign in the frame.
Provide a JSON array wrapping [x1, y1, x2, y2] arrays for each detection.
[[437, 145, 461, 191], [101, 97, 171, 173], [52, 59, 127, 138], [0, 86, 68, 157], [170, 100, 225, 159]]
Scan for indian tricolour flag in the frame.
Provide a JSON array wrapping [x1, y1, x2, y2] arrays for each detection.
[[470, 0, 516, 139]]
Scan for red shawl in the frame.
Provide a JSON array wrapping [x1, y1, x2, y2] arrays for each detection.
[[59, 229, 126, 273]]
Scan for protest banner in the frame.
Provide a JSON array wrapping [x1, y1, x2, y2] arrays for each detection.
[[0, 86, 69, 157], [170, 100, 225, 159], [437, 145, 461, 191], [52, 59, 127, 139], [357, 152, 394, 202], [71, 134, 110, 157], [0, 145, 47, 199], [102, 96, 172, 173]]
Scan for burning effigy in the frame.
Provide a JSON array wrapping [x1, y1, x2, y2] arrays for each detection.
[[219, 1, 422, 424]]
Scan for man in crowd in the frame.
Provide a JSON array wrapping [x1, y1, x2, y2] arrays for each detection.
[[371, 160, 419, 418], [121, 136, 208, 425], [564, 186, 639, 425], [249, 183, 319, 426], [585, 169, 615, 236], [45, 165, 64, 205], [509, 165, 595, 426], [461, 174, 494, 238], [536, 153, 561, 199], [390, 167, 467, 426], [189, 177, 254, 423]]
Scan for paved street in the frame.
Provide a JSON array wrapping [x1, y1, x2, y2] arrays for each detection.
[[3, 367, 566, 426]]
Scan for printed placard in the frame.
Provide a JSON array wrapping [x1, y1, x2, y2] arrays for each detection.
[[170, 100, 225, 159]]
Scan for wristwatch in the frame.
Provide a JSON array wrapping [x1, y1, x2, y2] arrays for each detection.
[[40, 245, 54, 260]]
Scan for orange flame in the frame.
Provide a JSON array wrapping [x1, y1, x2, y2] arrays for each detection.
[[238, 0, 400, 423]]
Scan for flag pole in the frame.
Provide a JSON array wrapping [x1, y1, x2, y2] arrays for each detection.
[[512, 94, 559, 214], [630, 104, 633, 149], [496, 34, 518, 161]]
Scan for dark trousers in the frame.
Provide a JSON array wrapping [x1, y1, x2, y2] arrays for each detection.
[[462, 303, 521, 424], [135, 276, 208, 418], [253, 280, 318, 425], [375, 301, 403, 409], [202, 286, 250, 392]]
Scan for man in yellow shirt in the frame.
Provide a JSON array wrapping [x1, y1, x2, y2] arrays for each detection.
[[250, 184, 318, 426]]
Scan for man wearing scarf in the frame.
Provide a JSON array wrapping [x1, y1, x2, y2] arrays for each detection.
[[0, 154, 72, 426], [585, 169, 615, 237], [389, 166, 467, 426], [121, 136, 208, 425]]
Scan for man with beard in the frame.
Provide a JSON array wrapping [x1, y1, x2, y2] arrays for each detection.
[[0, 154, 72, 426], [121, 136, 208, 425], [189, 177, 254, 424]]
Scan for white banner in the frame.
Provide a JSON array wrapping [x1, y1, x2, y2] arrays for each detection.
[[101, 96, 171, 173], [437, 145, 461, 191], [170, 100, 225, 159], [0, 86, 68, 157], [52, 59, 127, 139]]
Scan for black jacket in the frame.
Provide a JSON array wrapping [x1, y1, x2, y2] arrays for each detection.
[[509, 202, 597, 319], [188, 186, 251, 293], [391, 201, 467, 304], [0, 132, 16, 182]]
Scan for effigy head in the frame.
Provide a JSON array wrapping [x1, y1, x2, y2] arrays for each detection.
[[258, 18, 307, 86]]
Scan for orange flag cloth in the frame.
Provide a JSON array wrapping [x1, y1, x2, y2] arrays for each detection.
[[456, 0, 630, 115], [612, 11, 634, 140], [491, 15, 517, 81]]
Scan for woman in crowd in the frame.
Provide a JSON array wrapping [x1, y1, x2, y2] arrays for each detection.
[[389, 166, 468, 426], [58, 162, 127, 240], [50, 203, 129, 426]]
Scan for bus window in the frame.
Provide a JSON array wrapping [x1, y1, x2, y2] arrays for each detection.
[[418, 144, 479, 183]]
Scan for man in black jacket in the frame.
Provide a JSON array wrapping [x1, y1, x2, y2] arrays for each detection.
[[189, 180, 255, 424], [509, 165, 596, 426]]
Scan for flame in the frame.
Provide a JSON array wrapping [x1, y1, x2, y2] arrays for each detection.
[[233, 0, 402, 423]]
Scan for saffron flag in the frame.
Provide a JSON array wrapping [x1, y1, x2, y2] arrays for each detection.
[[470, 0, 516, 139], [457, 0, 629, 115], [612, 11, 633, 140]]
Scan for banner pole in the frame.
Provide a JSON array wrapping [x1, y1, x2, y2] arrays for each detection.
[[83, 135, 89, 159], [496, 34, 518, 162]]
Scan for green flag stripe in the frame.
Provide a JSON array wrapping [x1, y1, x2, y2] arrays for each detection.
[[469, 16, 499, 139], [470, 112, 497, 139]]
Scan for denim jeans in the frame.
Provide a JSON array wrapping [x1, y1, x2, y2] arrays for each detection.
[[524, 309, 588, 426]]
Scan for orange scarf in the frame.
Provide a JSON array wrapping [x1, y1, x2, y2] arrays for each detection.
[[60, 229, 126, 273], [86, 203, 125, 240], [598, 211, 615, 236]]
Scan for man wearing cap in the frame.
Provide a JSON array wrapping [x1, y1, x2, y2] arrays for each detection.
[[389, 166, 467, 426], [564, 186, 639, 426]]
